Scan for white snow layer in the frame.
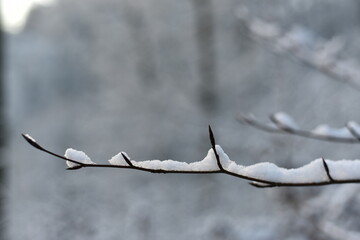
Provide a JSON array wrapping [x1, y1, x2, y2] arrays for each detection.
[[311, 125, 353, 138], [105, 145, 360, 183], [272, 112, 299, 130], [64, 148, 95, 168], [108, 147, 222, 171]]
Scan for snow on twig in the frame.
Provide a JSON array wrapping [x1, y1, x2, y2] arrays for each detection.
[[238, 112, 360, 143], [22, 127, 360, 187]]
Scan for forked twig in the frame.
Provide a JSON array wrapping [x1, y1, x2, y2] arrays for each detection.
[[22, 128, 360, 188]]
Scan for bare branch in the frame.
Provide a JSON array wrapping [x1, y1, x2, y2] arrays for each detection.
[[237, 113, 360, 143], [21, 134, 86, 166], [22, 130, 360, 187]]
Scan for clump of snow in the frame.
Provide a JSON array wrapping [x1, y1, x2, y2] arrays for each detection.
[[132, 147, 220, 171], [190, 146, 225, 170], [236, 157, 360, 183], [64, 148, 95, 168], [133, 159, 190, 171], [108, 145, 230, 172], [271, 112, 299, 130], [224, 159, 327, 183], [109, 146, 228, 171], [214, 145, 360, 183], [311, 125, 353, 138], [224, 158, 360, 183], [327, 160, 360, 179], [109, 151, 131, 166]]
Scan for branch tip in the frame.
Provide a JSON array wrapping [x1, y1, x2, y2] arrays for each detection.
[[22, 133, 43, 150], [208, 125, 216, 148]]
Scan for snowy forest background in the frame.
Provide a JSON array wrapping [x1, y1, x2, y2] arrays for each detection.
[[3, 0, 360, 239]]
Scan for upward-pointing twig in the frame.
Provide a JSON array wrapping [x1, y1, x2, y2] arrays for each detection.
[[208, 125, 223, 170], [121, 152, 133, 167], [322, 158, 334, 182]]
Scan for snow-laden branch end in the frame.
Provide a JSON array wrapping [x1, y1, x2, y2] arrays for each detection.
[[238, 112, 360, 143], [22, 127, 360, 188]]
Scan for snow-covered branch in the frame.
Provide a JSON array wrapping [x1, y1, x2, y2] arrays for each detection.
[[22, 127, 360, 187], [238, 15, 360, 91], [238, 112, 360, 143]]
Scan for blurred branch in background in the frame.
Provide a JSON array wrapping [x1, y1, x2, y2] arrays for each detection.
[[237, 13, 360, 91], [238, 112, 360, 143]]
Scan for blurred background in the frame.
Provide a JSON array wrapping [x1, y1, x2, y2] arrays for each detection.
[[2, 0, 360, 239]]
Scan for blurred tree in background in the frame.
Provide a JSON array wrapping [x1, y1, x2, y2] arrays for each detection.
[[5, 1, 360, 240]]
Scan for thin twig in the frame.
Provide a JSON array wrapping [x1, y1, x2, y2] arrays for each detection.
[[22, 132, 360, 187], [208, 125, 223, 170], [322, 158, 334, 182], [121, 152, 133, 167]]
